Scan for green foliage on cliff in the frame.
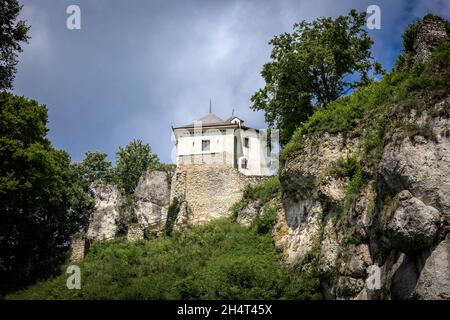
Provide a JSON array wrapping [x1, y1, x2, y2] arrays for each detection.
[[231, 177, 281, 222], [165, 197, 180, 236], [281, 39, 450, 163], [7, 219, 319, 300], [243, 176, 281, 203], [251, 207, 277, 235]]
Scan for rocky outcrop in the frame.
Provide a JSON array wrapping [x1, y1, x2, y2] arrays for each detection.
[[134, 169, 171, 234], [379, 102, 450, 223], [85, 164, 266, 241], [236, 200, 259, 227], [277, 132, 359, 267], [382, 190, 442, 255], [414, 235, 450, 299], [86, 182, 122, 241], [267, 15, 450, 299], [272, 95, 449, 299]]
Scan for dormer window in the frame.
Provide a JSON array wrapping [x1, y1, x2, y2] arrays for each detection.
[[230, 117, 244, 126]]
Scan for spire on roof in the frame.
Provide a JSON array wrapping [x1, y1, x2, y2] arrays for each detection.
[[209, 99, 212, 114]]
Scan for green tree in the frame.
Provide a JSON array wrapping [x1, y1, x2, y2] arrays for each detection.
[[115, 140, 160, 234], [115, 139, 160, 195], [0, 92, 80, 293], [69, 152, 116, 232], [75, 151, 115, 186], [0, 0, 30, 90], [251, 10, 382, 144]]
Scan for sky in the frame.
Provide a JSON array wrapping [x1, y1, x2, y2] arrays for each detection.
[[12, 0, 450, 163]]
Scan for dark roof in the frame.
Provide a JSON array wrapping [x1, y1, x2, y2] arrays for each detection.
[[197, 113, 227, 125], [173, 113, 240, 129]]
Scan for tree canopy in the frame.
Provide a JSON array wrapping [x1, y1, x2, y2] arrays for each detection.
[[0, 0, 30, 90], [0, 92, 83, 292], [251, 10, 382, 145], [115, 139, 160, 195], [0, 91, 164, 293]]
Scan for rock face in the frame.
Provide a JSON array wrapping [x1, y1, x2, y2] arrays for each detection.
[[236, 200, 258, 227], [383, 191, 442, 254], [273, 94, 449, 299], [414, 235, 450, 299], [277, 132, 359, 267], [379, 103, 450, 223], [268, 17, 449, 298], [134, 169, 171, 234], [86, 182, 122, 241]]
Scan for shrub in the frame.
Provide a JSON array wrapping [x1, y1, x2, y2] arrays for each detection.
[[165, 197, 181, 236], [329, 155, 361, 179], [251, 207, 277, 235], [7, 219, 319, 300], [243, 176, 281, 203]]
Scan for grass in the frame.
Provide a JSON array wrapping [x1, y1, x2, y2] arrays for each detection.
[[7, 218, 321, 300]]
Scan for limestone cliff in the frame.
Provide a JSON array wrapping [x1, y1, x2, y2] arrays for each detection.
[[133, 169, 171, 235], [274, 103, 450, 299], [86, 182, 122, 241], [248, 15, 449, 300]]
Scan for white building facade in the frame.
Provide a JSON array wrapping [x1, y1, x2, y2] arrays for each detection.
[[172, 113, 272, 176]]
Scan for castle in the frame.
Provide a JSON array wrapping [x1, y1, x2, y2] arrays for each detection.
[[77, 111, 273, 255], [172, 111, 272, 176]]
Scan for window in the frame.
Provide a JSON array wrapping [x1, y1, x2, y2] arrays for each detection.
[[241, 158, 248, 169], [244, 137, 249, 148], [202, 140, 210, 152]]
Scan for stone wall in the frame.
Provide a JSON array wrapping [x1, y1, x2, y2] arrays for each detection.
[[414, 14, 448, 64], [70, 233, 88, 262], [171, 164, 267, 228], [127, 224, 144, 241]]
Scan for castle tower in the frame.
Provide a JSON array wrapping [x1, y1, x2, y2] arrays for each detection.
[[413, 14, 448, 64]]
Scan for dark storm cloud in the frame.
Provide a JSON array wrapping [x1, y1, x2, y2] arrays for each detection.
[[12, 0, 450, 163]]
